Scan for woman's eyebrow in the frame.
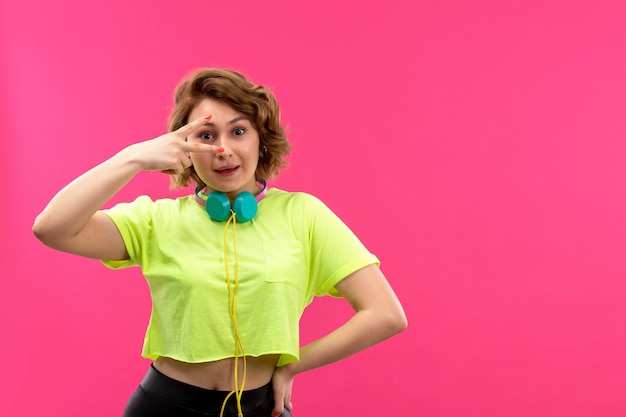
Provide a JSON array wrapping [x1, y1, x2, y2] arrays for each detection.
[[227, 116, 248, 125], [202, 116, 248, 127]]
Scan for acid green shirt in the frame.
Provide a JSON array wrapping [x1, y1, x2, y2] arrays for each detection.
[[102, 188, 379, 366]]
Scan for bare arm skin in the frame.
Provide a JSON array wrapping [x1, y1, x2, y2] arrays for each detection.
[[33, 115, 218, 260], [271, 264, 408, 415]]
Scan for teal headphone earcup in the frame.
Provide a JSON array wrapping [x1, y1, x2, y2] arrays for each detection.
[[206, 192, 232, 222], [205, 191, 258, 223], [233, 191, 258, 222]]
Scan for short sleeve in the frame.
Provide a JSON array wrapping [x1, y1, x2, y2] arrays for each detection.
[[100, 195, 155, 269], [302, 194, 380, 298]]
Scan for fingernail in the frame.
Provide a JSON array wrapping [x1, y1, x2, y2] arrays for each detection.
[[205, 114, 212, 120], [272, 414, 279, 417], [217, 147, 225, 153]]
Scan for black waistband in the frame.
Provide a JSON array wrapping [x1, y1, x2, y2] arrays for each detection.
[[140, 364, 273, 415]]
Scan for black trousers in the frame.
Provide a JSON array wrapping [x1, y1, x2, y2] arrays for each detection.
[[123, 364, 293, 417]]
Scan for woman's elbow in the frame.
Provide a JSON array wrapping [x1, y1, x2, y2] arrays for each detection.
[[375, 305, 408, 339], [389, 308, 408, 335], [32, 216, 51, 245], [32, 215, 66, 249]]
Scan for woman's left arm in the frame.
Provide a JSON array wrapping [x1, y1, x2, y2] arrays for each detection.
[[271, 264, 408, 415]]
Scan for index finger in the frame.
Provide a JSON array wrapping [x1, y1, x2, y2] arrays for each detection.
[[176, 114, 213, 136]]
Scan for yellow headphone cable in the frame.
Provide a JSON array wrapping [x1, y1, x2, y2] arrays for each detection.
[[220, 210, 247, 417]]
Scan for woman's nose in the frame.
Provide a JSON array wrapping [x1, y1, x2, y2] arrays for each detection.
[[215, 138, 231, 157]]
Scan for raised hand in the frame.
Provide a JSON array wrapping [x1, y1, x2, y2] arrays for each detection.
[[125, 115, 219, 175]]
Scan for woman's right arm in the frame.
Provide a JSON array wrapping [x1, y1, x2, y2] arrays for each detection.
[[32, 115, 216, 260]]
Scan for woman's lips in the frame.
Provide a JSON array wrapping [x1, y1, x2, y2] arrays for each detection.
[[215, 166, 239, 176]]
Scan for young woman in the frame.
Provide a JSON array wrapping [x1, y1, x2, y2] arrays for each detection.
[[33, 68, 407, 417]]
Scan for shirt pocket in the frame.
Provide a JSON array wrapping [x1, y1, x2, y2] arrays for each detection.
[[264, 240, 306, 291]]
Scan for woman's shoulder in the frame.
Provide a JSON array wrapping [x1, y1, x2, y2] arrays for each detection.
[[267, 188, 322, 204], [264, 188, 334, 219], [104, 194, 199, 216]]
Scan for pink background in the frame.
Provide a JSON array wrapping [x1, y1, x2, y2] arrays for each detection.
[[2, 1, 626, 416]]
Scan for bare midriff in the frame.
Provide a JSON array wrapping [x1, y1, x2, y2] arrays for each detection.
[[153, 354, 281, 391]]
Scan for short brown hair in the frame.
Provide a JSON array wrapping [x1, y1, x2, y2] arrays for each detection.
[[167, 68, 290, 188]]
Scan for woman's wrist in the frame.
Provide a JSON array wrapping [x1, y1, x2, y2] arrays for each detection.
[[276, 362, 299, 379]]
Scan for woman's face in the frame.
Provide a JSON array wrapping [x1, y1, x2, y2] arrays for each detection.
[[187, 98, 261, 199]]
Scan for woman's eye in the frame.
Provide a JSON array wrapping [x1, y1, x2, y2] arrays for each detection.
[[200, 132, 213, 140], [233, 128, 245, 136]]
